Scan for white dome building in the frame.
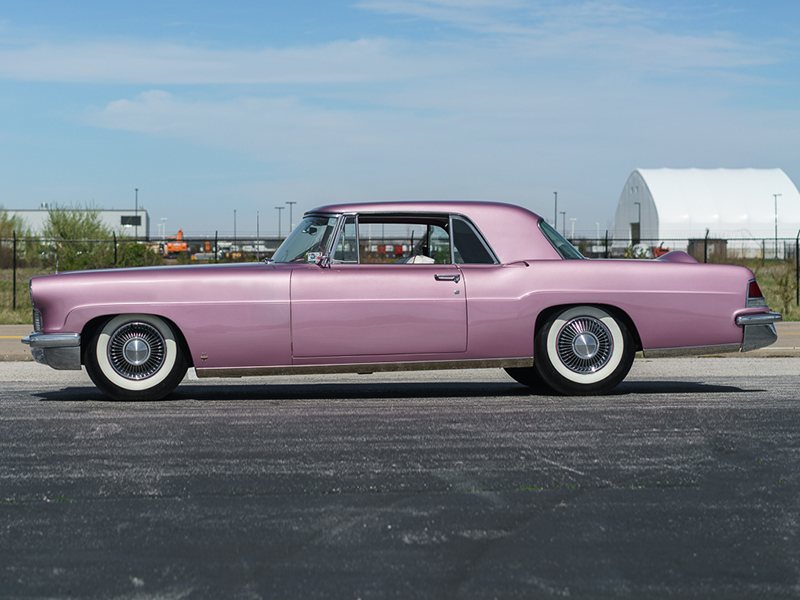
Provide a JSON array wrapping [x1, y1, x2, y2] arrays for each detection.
[[613, 168, 800, 255]]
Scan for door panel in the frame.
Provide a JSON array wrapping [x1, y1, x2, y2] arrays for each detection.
[[291, 264, 466, 358]]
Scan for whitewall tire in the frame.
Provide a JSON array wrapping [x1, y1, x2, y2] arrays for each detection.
[[534, 306, 634, 395], [85, 314, 187, 401]]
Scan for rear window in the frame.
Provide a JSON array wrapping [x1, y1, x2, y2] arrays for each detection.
[[539, 219, 584, 260]]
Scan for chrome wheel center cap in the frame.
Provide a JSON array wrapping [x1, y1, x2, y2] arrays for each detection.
[[572, 332, 599, 360], [123, 338, 150, 366]]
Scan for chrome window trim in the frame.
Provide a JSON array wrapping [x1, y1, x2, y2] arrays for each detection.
[[330, 213, 359, 264], [448, 215, 455, 264], [322, 210, 498, 266]]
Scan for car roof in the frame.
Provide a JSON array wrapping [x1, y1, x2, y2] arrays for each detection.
[[307, 200, 561, 263]]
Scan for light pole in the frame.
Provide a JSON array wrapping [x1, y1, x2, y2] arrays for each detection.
[[234, 209, 237, 247], [160, 217, 167, 240], [570, 218, 576, 239], [286, 201, 297, 231], [553, 192, 557, 229], [559, 211, 566, 236], [275, 206, 285, 238], [774, 193, 782, 259]]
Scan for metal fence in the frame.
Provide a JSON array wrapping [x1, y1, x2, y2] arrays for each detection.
[[3, 233, 800, 312], [0, 234, 285, 311]]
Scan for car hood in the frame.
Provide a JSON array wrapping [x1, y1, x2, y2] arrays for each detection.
[[29, 262, 298, 332]]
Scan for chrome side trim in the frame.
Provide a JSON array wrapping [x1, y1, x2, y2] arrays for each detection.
[[196, 357, 534, 379], [22, 332, 81, 348], [643, 344, 741, 358], [735, 313, 782, 326], [741, 324, 778, 353]]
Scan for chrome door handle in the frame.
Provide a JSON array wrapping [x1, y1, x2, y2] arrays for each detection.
[[434, 273, 460, 283]]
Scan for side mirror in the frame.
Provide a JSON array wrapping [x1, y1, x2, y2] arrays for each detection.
[[306, 251, 331, 268]]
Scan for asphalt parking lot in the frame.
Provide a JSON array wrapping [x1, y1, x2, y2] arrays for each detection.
[[1, 358, 799, 599]]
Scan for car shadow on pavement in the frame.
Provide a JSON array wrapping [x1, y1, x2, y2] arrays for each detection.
[[35, 379, 756, 403], [615, 380, 756, 394]]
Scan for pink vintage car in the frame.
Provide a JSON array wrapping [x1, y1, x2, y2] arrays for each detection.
[[23, 201, 780, 400]]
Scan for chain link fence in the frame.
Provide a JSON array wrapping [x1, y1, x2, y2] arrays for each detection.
[[3, 233, 800, 314]]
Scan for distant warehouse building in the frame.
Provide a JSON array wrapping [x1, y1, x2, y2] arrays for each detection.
[[613, 168, 800, 257], [6, 205, 151, 239]]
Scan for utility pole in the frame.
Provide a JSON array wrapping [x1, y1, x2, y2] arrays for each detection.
[[276, 206, 285, 238], [775, 193, 782, 259], [286, 201, 297, 231], [553, 192, 557, 228]]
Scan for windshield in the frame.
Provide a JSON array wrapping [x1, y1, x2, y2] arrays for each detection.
[[538, 219, 584, 260], [271, 215, 339, 263]]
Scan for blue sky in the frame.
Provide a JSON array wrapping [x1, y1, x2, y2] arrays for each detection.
[[1, 0, 798, 236]]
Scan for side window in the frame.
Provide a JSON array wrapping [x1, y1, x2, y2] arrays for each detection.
[[357, 218, 451, 264], [334, 216, 358, 263], [452, 218, 496, 264]]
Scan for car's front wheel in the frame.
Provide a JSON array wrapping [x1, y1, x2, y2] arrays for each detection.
[[534, 306, 634, 395], [85, 314, 188, 401]]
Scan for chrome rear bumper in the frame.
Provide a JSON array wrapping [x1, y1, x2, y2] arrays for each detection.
[[737, 313, 782, 352], [643, 312, 782, 357]]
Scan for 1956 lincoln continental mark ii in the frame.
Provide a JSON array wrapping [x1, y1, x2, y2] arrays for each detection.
[[23, 201, 781, 400]]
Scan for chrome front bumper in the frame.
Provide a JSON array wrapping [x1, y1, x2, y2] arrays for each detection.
[[736, 312, 782, 352], [21, 332, 82, 370]]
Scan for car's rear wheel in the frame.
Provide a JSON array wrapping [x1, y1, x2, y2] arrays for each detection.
[[534, 306, 634, 395], [85, 314, 187, 401]]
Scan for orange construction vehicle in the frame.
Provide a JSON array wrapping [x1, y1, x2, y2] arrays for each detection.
[[163, 229, 188, 257]]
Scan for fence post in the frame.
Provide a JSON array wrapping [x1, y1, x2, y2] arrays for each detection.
[[113, 232, 117, 266], [12, 230, 17, 310], [703, 228, 709, 263], [604, 231, 609, 258], [214, 231, 218, 263]]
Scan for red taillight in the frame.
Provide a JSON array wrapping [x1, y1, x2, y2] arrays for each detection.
[[747, 279, 768, 308], [748, 280, 763, 299]]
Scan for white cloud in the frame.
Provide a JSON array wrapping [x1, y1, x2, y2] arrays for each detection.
[[87, 91, 407, 165], [357, 0, 777, 71], [0, 38, 453, 84]]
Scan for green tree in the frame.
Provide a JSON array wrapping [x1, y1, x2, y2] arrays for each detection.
[[0, 207, 28, 269], [40, 204, 114, 271], [116, 241, 165, 268], [0, 207, 26, 237]]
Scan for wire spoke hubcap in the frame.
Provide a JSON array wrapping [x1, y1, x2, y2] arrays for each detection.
[[556, 316, 613, 373], [108, 322, 166, 380]]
